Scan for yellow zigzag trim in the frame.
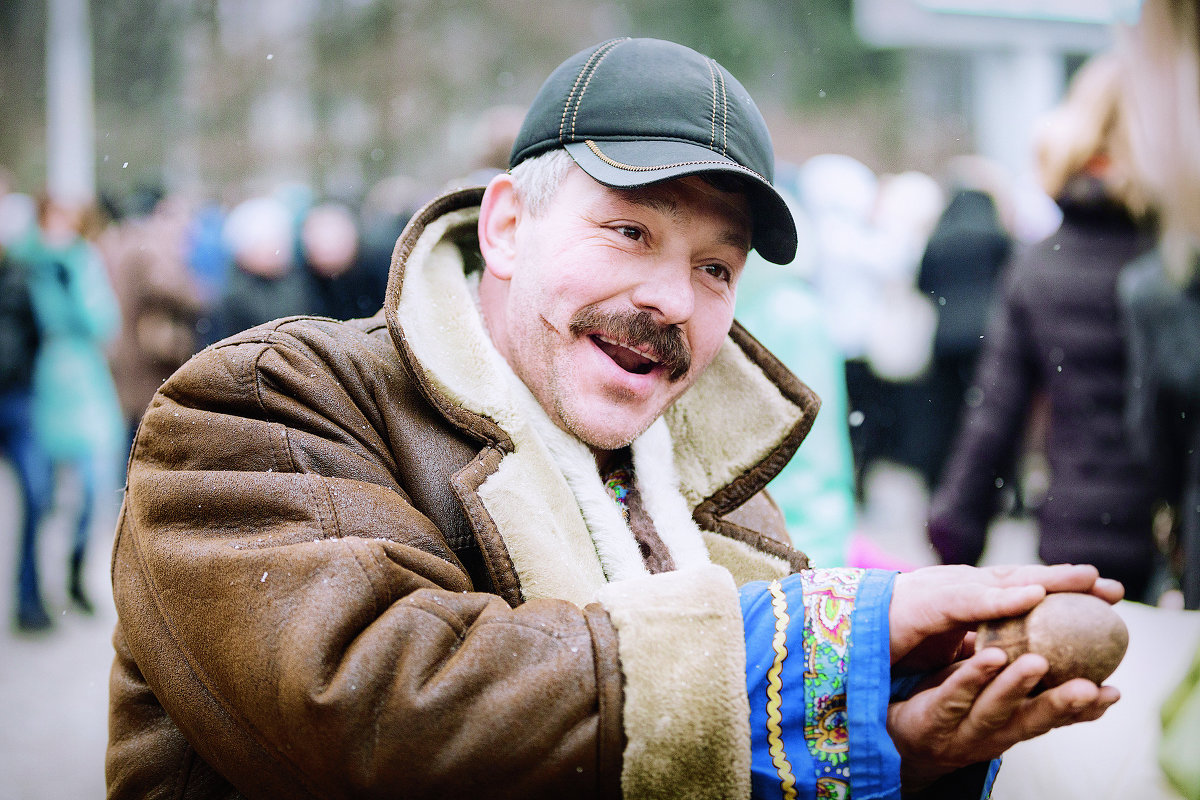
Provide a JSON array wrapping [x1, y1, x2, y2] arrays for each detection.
[[766, 579, 798, 800]]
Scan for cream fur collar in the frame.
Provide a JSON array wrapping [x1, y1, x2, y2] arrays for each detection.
[[503, 350, 712, 582], [388, 199, 808, 604]]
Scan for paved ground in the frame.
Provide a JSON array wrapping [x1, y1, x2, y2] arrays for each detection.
[[0, 462, 120, 800], [0, 457, 1191, 798]]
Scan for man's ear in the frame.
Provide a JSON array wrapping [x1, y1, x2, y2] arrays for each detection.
[[478, 172, 521, 280]]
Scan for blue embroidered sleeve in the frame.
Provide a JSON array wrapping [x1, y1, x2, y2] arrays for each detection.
[[741, 568, 899, 800], [743, 569, 1000, 800]]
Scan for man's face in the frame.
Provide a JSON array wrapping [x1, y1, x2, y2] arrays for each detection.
[[480, 164, 751, 452]]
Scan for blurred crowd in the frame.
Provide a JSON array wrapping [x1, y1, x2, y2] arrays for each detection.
[[736, 149, 1034, 574], [3, 28, 1199, 636], [1, 2, 1199, 795], [0, 3, 1196, 702], [737, 36, 1200, 630], [742, 12, 1200, 788], [0, 167, 442, 632]]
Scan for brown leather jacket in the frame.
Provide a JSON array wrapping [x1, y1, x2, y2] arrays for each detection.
[[106, 188, 818, 800]]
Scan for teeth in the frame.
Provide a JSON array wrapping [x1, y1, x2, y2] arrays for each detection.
[[596, 334, 660, 363]]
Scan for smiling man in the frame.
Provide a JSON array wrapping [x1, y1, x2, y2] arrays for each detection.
[[107, 38, 1121, 800], [478, 166, 749, 459]]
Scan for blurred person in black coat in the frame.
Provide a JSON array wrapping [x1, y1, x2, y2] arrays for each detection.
[[1118, 0, 1200, 611], [210, 195, 311, 342], [0, 248, 54, 631], [928, 52, 1162, 602], [912, 164, 1014, 493], [299, 202, 381, 321]]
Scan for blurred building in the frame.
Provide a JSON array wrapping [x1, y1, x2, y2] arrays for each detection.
[[1, 0, 1149, 215], [855, 0, 1141, 238]]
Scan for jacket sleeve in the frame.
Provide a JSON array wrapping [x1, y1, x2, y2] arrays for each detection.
[[1116, 261, 1161, 463], [741, 569, 899, 798], [110, 322, 628, 800], [927, 265, 1038, 566], [739, 570, 1000, 800]]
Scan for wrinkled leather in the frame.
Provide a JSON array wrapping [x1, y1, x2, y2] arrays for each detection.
[[107, 189, 812, 799], [109, 313, 635, 799]]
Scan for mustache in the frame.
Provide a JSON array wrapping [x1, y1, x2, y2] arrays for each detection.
[[568, 306, 692, 382]]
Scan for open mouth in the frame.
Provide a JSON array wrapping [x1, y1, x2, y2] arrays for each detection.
[[569, 308, 691, 381], [591, 334, 661, 375]]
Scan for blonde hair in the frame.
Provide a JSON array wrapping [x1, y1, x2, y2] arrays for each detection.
[[1119, 0, 1200, 283], [1033, 52, 1150, 218]]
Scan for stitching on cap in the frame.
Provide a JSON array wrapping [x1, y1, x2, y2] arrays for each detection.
[[716, 64, 729, 156], [560, 39, 623, 141], [706, 59, 718, 151], [583, 139, 769, 183], [560, 38, 626, 143], [571, 40, 625, 141], [560, 39, 626, 143], [560, 39, 624, 142]]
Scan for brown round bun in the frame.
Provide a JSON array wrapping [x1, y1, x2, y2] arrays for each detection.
[[976, 592, 1129, 688]]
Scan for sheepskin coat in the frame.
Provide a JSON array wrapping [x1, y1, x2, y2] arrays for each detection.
[[106, 187, 820, 799]]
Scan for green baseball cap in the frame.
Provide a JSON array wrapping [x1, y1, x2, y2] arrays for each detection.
[[509, 37, 798, 265]]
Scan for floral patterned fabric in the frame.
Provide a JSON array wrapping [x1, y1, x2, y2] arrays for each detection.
[[799, 569, 860, 797], [603, 466, 633, 523], [741, 567, 1001, 799], [743, 568, 897, 799]]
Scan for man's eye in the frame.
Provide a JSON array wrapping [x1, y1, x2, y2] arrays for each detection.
[[616, 226, 643, 241], [701, 263, 732, 283]]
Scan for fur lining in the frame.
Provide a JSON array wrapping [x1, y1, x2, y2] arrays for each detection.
[[597, 565, 751, 800], [666, 337, 804, 510], [507, 374, 649, 584], [630, 420, 711, 570], [699, 531, 792, 585]]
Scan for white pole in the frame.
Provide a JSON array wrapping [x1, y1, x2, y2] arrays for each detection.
[[46, 0, 96, 204]]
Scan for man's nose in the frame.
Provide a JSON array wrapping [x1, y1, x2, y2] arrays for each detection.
[[629, 261, 695, 325]]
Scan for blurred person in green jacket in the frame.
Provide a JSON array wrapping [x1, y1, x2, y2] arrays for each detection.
[[6, 193, 124, 616], [735, 166, 854, 568]]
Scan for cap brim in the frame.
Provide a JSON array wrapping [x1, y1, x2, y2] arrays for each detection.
[[564, 139, 798, 265]]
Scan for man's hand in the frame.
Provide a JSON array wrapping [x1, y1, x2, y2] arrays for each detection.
[[889, 563, 1124, 671], [886, 646, 1120, 791]]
